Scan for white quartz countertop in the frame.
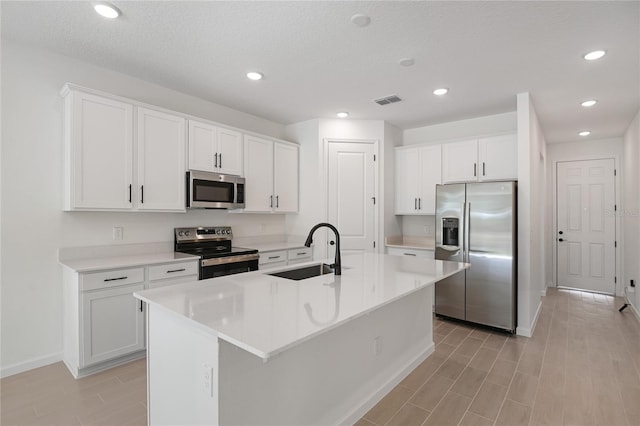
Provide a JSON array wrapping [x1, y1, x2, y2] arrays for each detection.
[[59, 252, 199, 273], [247, 241, 307, 252], [135, 253, 467, 360], [385, 236, 435, 250]]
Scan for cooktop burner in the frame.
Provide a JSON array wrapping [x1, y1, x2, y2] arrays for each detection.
[[174, 226, 258, 259]]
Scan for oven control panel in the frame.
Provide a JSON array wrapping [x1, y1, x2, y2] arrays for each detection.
[[175, 226, 233, 242]]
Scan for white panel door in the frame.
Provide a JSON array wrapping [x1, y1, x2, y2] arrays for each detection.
[[395, 147, 420, 214], [188, 120, 217, 172], [217, 128, 243, 176], [418, 144, 442, 214], [71, 91, 133, 209], [478, 134, 517, 181], [136, 107, 186, 211], [273, 142, 299, 213], [81, 284, 145, 367], [328, 142, 376, 254], [442, 139, 478, 183], [557, 159, 616, 294], [243, 135, 274, 212]]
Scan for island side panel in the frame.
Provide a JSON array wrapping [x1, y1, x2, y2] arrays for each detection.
[[218, 286, 434, 426], [147, 305, 219, 426]]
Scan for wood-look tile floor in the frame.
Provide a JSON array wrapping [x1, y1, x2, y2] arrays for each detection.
[[1, 288, 639, 426]]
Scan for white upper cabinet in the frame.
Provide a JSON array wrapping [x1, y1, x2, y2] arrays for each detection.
[[64, 89, 134, 210], [136, 107, 186, 211], [442, 139, 478, 183], [243, 135, 298, 213], [478, 134, 518, 181], [273, 142, 299, 213], [188, 120, 242, 176], [62, 85, 187, 212], [442, 134, 517, 183], [395, 145, 442, 215]]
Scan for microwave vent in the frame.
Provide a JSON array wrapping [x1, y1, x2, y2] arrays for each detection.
[[374, 95, 402, 106]]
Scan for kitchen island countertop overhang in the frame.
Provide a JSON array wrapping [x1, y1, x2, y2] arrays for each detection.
[[134, 253, 468, 360]]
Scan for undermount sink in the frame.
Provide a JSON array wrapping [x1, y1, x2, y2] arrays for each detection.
[[268, 263, 334, 281]]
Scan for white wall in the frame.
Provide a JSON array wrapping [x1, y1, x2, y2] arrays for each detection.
[[516, 93, 546, 337], [623, 110, 640, 314], [546, 138, 624, 295], [402, 112, 517, 145], [0, 40, 289, 373], [284, 119, 399, 259]]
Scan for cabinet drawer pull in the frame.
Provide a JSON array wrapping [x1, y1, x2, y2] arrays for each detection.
[[403, 253, 417, 256], [268, 255, 281, 260], [297, 252, 307, 256], [166, 268, 186, 274], [104, 276, 128, 282]]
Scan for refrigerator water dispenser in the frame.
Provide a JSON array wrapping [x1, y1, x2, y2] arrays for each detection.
[[442, 218, 459, 246]]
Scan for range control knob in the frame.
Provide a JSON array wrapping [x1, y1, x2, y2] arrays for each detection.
[[226, 229, 231, 234], [185, 231, 191, 237], [178, 231, 184, 237]]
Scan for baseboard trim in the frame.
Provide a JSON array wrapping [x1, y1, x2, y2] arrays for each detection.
[[338, 343, 435, 426], [516, 300, 542, 338], [1, 352, 62, 378]]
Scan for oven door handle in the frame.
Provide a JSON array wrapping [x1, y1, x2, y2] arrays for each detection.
[[201, 253, 260, 267]]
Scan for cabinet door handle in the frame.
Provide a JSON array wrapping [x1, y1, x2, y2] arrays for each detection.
[[414, 198, 417, 210], [139, 300, 143, 312], [483, 162, 486, 176], [418, 198, 421, 210], [276, 195, 279, 208], [270, 195, 273, 208], [219, 153, 222, 168], [104, 276, 127, 282], [140, 185, 144, 204], [128, 184, 132, 203], [166, 268, 186, 274], [214, 152, 218, 168], [474, 163, 477, 177], [404, 253, 417, 256]]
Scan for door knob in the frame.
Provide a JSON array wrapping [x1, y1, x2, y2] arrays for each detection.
[[329, 241, 335, 246], [558, 238, 564, 242]]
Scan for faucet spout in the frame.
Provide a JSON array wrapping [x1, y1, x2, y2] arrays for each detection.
[[304, 223, 341, 275]]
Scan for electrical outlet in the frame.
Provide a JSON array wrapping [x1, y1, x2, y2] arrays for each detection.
[[112, 226, 123, 240], [203, 364, 214, 397], [631, 279, 636, 288], [373, 336, 381, 356]]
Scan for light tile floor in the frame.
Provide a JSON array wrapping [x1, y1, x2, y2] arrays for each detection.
[[1, 288, 639, 426]]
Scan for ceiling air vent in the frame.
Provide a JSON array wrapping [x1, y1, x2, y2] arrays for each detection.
[[374, 95, 402, 106]]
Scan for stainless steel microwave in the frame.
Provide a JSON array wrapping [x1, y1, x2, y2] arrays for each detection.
[[186, 171, 245, 209]]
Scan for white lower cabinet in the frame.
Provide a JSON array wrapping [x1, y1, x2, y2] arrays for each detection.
[[258, 247, 312, 269], [386, 247, 434, 258], [286, 247, 313, 265], [63, 259, 199, 378], [81, 283, 145, 367]]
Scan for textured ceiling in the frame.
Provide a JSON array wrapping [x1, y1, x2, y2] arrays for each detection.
[[2, 1, 638, 143]]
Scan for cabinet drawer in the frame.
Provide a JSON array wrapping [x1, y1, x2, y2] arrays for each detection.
[[387, 247, 434, 258], [259, 250, 287, 265], [81, 267, 145, 291], [148, 261, 199, 281], [287, 247, 312, 261]]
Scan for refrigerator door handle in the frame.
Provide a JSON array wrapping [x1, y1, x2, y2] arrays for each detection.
[[466, 202, 471, 263], [461, 202, 467, 261]]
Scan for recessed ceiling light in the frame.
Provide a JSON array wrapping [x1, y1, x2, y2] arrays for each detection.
[[581, 100, 597, 107], [433, 88, 449, 96], [93, 2, 121, 19], [336, 112, 349, 118], [246, 72, 263, 81], [350, 14, 371, 27], [583, 50, 606, 61], [399, 58, 415, 67], [578, 130, 591, 136]]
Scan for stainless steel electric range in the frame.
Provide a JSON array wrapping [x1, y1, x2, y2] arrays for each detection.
[[174, 227, 259, 280]]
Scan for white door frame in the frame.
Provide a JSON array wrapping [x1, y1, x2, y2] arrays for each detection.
[[320, 138, 380, 259], [552, 156, 621, 295]]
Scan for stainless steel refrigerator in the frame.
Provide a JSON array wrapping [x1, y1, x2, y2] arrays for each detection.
[[434, 181, 517, 332]]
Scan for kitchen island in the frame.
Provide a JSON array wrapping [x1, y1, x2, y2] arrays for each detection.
[[134, 253, 467, 425]]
